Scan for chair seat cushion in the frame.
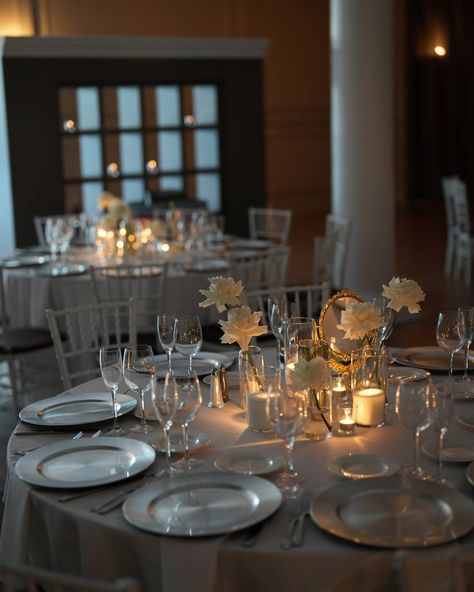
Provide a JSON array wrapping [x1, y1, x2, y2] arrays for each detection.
[[0, 328, 52, 353]]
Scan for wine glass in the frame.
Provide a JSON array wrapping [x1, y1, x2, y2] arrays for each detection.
[[175, 316, 202, 372], [171, 370, 203, 471], [436, 310, 465, 381], [44, 217, 60, 260], [123, 345, 155, 434], [269, 296, 288, 368], [266, 389, 305, 497], [57, 218, 74, 258], [99, 346, 128, 436], [157, 313, 176, 372], [151, 371, 178, 476], [456, 306, 474, 385], [397, 378, 433, 479], [431, 382, 455, 487]]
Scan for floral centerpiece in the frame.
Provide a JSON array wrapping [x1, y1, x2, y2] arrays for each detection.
[[98, 192, 131, 230]]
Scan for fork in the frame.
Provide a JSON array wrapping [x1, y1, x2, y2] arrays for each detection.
[[12, 430, 84, 456]]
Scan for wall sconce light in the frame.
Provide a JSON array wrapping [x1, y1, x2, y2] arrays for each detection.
[[434, 45, 447, 57], [106, 162, 120, 178], [146, 159, 159, 175], [63, 119, 76, 133]]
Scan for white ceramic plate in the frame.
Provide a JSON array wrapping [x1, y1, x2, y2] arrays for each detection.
[[458, 413, 474, 430], [15, 437, 155, 489], [422, 439, 474, 462], [311, 475, 474, 547], [203, 370, 240, 388], [467, 462, 474, 486], [327, 454, 400, 480], [392, 347, 474, 372], [214, 450, 283, 475], [123, 471, 282, 536], [183, 260, 229, 273], [151, 428, 210, 453], [2, 255, 49, 269], [19, 391, 137, 427], [36, 264, 89, 278], [153, 352, 234, 378], [388, 367, 430, 383]]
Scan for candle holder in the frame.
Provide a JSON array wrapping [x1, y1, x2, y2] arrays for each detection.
[[350, 347, 386, 427], [246, 367, 281, 432], [238, 345, 264, 411], [336, 401, 358, 436]]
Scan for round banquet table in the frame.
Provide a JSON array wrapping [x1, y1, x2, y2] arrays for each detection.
[[2, 357, 474, 592]]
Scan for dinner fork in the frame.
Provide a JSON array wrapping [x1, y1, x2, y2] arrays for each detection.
[[12, 430, 84, 456]]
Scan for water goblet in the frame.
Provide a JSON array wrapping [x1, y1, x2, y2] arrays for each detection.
[[432, 382, 455, 487], [123, 345, 155, 434], [269, 296, 288, 367], [44, 217, 60, 260], [99, 346, 128, 436], [456, 307, 474, 386], [436, 310, 465, 381], [157, 313, 176, 372], [151, 371, 178, 476], [171, 370, 203, 471], [175, 315, 202, 372]]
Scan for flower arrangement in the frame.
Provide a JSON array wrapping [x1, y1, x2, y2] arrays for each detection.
[[98, 192, 131, 231]]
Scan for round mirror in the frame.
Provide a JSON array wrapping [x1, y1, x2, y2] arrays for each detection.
[[318, 289, 364, 372]]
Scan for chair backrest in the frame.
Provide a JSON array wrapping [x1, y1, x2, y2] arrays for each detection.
[[324, 214, 351, 288], [228, 247, 290, 292], [312, 235, 336, 286], [248, 207, 292, 245], [0, 562, 140, 592], [90, 263, 168, 333], [46, 299, 137, 390], [243, 282, 331, 327], [450, 178, 470, 235], [0, 266, 12, 350], [441, 176, 459, 231]]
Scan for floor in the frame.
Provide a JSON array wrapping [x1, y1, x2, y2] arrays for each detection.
[[0, 204, 471, 493]]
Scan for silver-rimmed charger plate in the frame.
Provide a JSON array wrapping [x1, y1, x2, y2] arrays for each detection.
[[392, 347, 473, 372], [151, 428, 211, 453], [311, 475, 474, 547], [422, 439, 474, 463], [123, 471, 282, 537], [1, 255, 49, 269], [36, 264, 89, 278], [15, 437, 155, 489], [467, 462, 474, 487], [153, 352, 234, 378], [458, 413, 474, 430], [183, 260, 229, 274], [327, 454, 400, 480], [214, 450, 283, 475], [19, 391, 137, 426], [388, 367, 430, 383]]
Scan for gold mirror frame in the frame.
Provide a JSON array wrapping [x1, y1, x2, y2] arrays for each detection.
[[317, 288, 364, 374]]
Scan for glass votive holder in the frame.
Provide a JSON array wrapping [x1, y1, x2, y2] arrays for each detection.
[[336, 402, 358, 436]]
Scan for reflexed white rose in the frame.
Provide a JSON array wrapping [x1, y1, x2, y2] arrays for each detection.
[[336, 302, 383, 340], [219, 306, 267, 350], [289, 356, 330, 392], [382, 277, 425, 313], [199, 276, 243, 313]]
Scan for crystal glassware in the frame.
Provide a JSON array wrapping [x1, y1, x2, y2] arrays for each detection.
[[269, 295, 288, 368], [157, 313, 177, 372], [175, 315, 202, 372], [431, 382, 455, 487], [372, 296, 397, 350], [171, 370, 203, 471], [151, 371, 178, 475], [99, 346, 128, 436], [436, 310, 465, 381], [44, 217, 60, 260], [456, 306, 474, 385], [123, 345, 155, 434]]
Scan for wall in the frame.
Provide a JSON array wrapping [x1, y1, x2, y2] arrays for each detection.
[[0, 0, 331, 215]]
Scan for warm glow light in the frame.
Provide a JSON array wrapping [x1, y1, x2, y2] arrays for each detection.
[[146, 160, 159, 174], [434, 45, 447, 57], [161, 242, 170, 252]]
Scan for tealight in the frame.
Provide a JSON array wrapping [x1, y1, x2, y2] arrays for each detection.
[[336, 402, 357, 436]]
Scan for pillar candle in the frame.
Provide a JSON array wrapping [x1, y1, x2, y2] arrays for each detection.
[[352, 387, 385, 427]]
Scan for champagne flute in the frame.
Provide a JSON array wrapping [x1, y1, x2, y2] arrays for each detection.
[[99, 346, 128, 436], [157, 313, 176, 372], [123, 345, 155, 434], [436, 310, 465, 381], [175, 316, 202, 372], [397, 378, 432, 479], [172, 370, 203, 471], [269, 296, 288, 368], [431, 383, 455, 487], [151, 371, 178, 476], [456, 307, 474, 385]]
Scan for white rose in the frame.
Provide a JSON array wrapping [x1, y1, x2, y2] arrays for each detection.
[[199, 276, 243, 313], [382, 277, 425, 313], [336, 302, 383, 340], [219, 306, 267, 350], [289, 356, 330, 392]]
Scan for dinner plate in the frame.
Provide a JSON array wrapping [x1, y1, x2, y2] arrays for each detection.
[[153, 352, 234, 378], [311, 475, 474, 547], [327, 454, 400, 480], [19, 391, 137, 426], [123, 471, 282, 536], [183, 260, 229, 274], [15, 437, 155, 489], [457, 413, 474, 430], [203, 370, 240, 388], [422, 439, 474, 462], [1, 255, 49, 269], [467, 462, 474, 486], [392, 347, 473, 372], [227, 239, 271, 250], [387, 367, 430, 383], [151, 428, 211, 453], [214, 450, 283, 475], [35, 264, 89, 278]]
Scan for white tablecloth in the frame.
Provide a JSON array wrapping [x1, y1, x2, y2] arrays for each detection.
[[2, 361, 474, 591]]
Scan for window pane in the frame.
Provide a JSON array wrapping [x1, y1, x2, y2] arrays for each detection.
[[122, 179, 145, 203], [160, 176, 184, 191], [158, 132, 182, 171], [119, 132, 143, 175], [194, 130, 219, 169], [192, 85, 218, 125], [196, 173, 220, 212], [156, 86, 180, 127], [79, 135, 103, 178], [76, 87, 100, 131], [117, 86, 141, 129], [82, 181, 104, 215]]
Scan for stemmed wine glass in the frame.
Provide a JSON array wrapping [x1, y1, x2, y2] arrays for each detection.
[[436, 310, 465, 381], [44, 217, 60, 261], [172, 370, 203, 471], [397, 378, 433, 480], [123, 345, 155, 434], [99, 346, 128, 436], [456, 307, 474, 386], [269, 296, 288, 368], [431, 382, 455, 487], [151, 371, 178, 476], [175, 316, 202, 372], [266, 389, 305, 497], [157, 313, 176, 372]]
